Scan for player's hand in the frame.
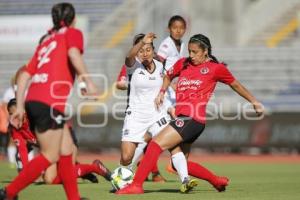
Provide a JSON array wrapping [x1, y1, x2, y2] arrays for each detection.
[[80, 80, 99, 100], [253, 101, 264, 116], [155, 92, 164, 111], [10, 108, 25, 129], [167, 107, 176, 119], [142, 33, 156, 44]]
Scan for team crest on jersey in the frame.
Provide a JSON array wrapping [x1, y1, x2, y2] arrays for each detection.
[[200, 67, 209, 75], [175, 119, 184, 128]]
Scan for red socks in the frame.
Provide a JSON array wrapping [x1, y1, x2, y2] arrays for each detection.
[[133, 141, 163, 186], [58, 155, 80, 200], [75, 163, 97, 177], [6, 154, 51, 198], [151, 161, 159, 173], [187, 161, 217, 184]]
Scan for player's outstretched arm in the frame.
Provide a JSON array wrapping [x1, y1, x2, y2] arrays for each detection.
[[230, 80, 264, 116]]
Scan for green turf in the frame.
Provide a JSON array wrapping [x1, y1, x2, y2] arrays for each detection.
[[0, 161, 300, 200]]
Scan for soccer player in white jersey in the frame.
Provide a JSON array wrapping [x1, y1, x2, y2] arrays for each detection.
[[157, 15, 188, 174], [118, 33, 197, 192]]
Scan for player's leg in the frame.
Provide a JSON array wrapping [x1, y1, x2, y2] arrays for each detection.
[[181, 143, 229, 192], [4, 128, 62, 198], [169, 145, 198, 193], [57, 124, 80, 199], [7, 137, 17, 168], [120, 141, 137, 166], [147, 115, 171, 182], [128, 141, 147, 170], [116, 125, 183, 194]]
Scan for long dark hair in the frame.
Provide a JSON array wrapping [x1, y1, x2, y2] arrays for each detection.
[[39, 3, 75, 44], [51, 2, 75, 31]]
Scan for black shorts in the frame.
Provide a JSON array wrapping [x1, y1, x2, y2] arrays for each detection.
[[25, 101, 65, 133], [169, 115, 205, 143]]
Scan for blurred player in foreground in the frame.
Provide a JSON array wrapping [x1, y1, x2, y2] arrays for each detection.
[[0, 2, 98, 200]]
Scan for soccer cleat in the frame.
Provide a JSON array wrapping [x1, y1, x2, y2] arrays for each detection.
[[165, 162, 177, 174], [180, 178, 198, 193], [212, 176, 229, 192], [80, 197, 89, 200], [0, 188, 18, 200], [81, 173, 99, 183], [115, 183, 144, 195], [93, 159, 112, 181], [152, 171, 167, 182]]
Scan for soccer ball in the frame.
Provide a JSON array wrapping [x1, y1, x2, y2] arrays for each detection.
[[110, 167, 134, 190]]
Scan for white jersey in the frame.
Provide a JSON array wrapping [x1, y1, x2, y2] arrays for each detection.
[[158, 36, 185, 108], [2, 87, 15, 103], [157, 36, 185, 71], [126, 59, 167, 118], [122, 59, 169, 143]]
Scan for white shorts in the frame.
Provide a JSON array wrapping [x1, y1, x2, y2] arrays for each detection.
[[121, 112, 171, 143]]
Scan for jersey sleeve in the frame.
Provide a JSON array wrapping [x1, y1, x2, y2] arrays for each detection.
[[117, 65, 127, 82], [157, 40, 170, 60], [166, 58, 185, 80], [66, 28, 84, 54], [214, 64, 235, 84]]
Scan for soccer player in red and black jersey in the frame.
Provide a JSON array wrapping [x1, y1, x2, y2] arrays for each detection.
[[7, 98, 37, 172], [0, 3, 97, 200], [116, 34, 264, 195], [8, 99, 111, 185]]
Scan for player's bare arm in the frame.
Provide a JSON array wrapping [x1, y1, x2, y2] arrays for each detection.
[[230, 80, 264, 116]]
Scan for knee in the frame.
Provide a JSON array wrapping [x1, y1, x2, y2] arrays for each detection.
[[120, 153, 133, 166], [43, 172, 56, 184], [43, 176, 54, 184]]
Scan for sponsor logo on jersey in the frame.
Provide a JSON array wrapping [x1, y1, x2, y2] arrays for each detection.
[[31, 73, 49, 83], [149, 77, 156, 80], [177, 78, 202, 91], [162, 44, 168, 48], [175, 118, 184, 127], [200, 67, 209, 74]]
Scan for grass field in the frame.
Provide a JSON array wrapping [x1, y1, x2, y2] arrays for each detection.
[[1, 155, 300, 200]]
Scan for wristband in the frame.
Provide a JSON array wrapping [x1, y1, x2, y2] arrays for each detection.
[[160, 88, 166, 94], [78, 81, 87, 89]]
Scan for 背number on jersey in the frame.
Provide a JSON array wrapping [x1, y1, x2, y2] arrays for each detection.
[[37, 41, 57, 68]]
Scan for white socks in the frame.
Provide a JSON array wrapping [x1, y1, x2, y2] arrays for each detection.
[[128, 142, 147, 170], [7, 145, 17, 164], [171, 152, 189, 183]]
